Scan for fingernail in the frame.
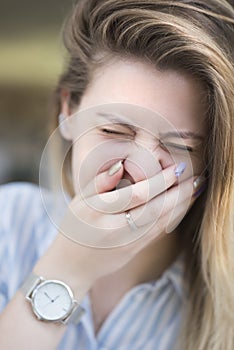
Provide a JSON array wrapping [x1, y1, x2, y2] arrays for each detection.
[[193, 176, 206, 190], [193, 183, 207, 198], [193, 176, 207, 198], [108, 160, 123, 176], [175, 162, 186, 177]]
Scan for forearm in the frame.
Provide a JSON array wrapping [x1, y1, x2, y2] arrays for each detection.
[[0, 236, 93, 350]]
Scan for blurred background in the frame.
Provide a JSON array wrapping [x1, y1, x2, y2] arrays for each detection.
[[0, 0, 73, 184]]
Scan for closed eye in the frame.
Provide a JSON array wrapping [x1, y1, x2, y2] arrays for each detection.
[[160, 141, 194, 152], [100, 128, 135, 137], [101, 128, 127, 135]]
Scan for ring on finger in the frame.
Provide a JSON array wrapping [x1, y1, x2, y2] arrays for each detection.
[[125, 211, 138, 231]]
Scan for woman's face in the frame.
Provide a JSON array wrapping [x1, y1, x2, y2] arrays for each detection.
[[64, 57, 208, 209]]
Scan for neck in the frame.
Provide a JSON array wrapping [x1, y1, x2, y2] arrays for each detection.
[[93, 230, 182, 291], [119, 230, 181, 285]]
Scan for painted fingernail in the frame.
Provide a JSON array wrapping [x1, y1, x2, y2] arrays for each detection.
[[108, 160, 123, 176], [175, 162, 186, 177], [193, 176, 207, 197], [193, 183, 207, 198], [193, 176, 206, 190]]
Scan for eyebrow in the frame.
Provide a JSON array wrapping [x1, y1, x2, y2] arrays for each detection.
[[97, 112, 137, 131], [97, 112, 204, 141]]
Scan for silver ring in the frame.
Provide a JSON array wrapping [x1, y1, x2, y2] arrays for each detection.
[[125, 211, 138, 231]]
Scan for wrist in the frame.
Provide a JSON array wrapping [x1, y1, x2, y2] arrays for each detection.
[[33, 234, 94, 301], [21, 272, 86, 325]]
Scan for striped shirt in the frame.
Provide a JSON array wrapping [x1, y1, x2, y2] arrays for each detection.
[[0, 182, 187, 350]]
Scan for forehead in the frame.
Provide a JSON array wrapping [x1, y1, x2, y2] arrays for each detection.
[[78, 58, 208, 136]]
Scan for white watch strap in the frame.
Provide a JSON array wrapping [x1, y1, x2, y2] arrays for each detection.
[[21, 272, 85, 325]]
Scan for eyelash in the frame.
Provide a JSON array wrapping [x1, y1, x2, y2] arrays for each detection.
[[160, 141, 194, 153], [101, 128, 193, 152], [101, 128, 129, 136]]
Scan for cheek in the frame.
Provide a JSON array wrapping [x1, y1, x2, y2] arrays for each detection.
[[193, 156, 206, 175]]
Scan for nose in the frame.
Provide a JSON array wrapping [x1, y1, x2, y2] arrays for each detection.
[[123, 139, 175, 184]]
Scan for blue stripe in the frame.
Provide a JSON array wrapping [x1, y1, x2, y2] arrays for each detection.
[[108, 289, 155, 348], [156, 307, 182, 349], [134, 284, 175, 349], [99, 289, 151, 347]]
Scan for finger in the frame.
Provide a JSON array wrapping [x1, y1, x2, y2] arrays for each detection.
[[132, 195, 196, 251], [86, 163, 179, 213], [81, 160, 124, 197], [91, 190, 194, 249], [87, 181, 194, 249], [115, 175, 197, 228]]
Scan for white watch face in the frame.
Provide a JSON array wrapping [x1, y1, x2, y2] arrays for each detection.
[[32, 280, 73, 321]]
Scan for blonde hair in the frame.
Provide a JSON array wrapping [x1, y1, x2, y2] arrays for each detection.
[[54, 1, 234, 349]]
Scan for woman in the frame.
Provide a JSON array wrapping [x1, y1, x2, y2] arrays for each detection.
[[0, 0, 233, 349]]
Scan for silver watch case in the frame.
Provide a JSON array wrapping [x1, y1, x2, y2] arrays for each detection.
[[21, 273, 85, 325]]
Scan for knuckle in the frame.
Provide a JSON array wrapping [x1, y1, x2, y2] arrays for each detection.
[[131, 185, 148, 204]]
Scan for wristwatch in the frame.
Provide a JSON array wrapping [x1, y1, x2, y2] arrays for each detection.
[[21, 272, 85, 325]]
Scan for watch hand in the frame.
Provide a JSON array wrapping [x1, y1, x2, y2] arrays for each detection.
[[44, 292, 52, 301], [52, 295, 60, 303]]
